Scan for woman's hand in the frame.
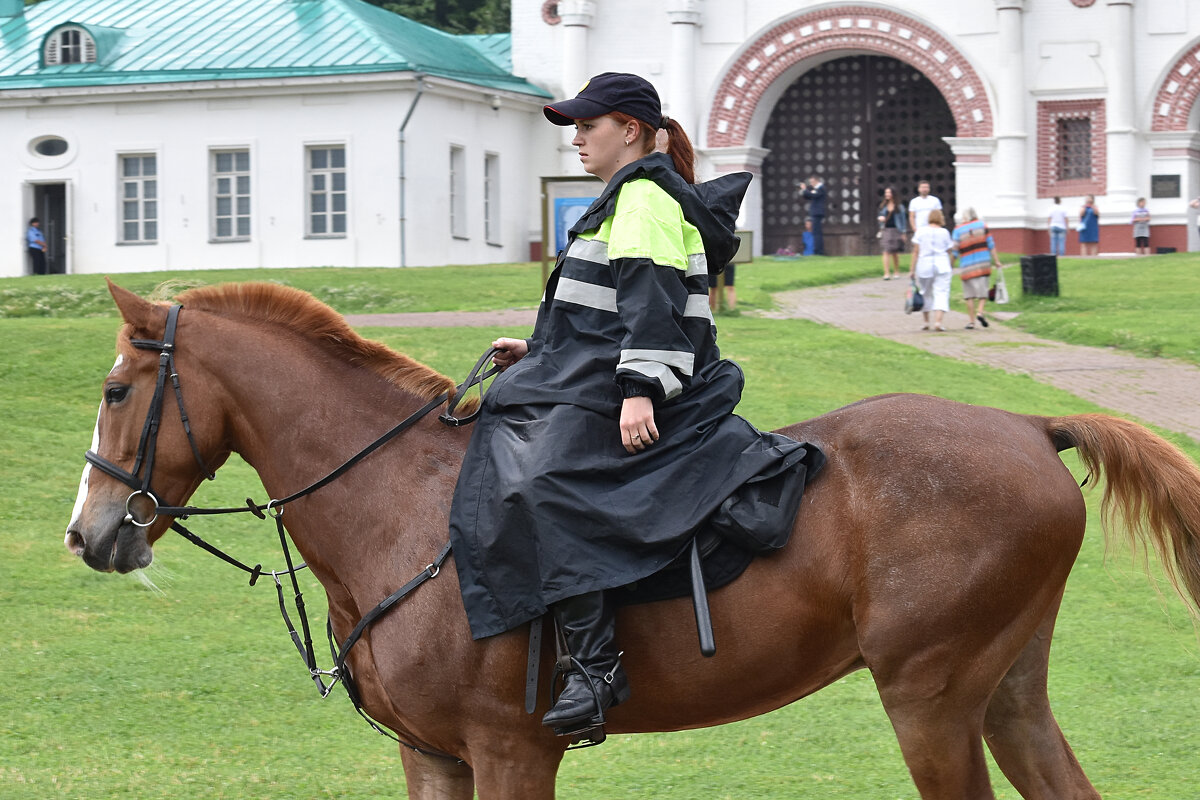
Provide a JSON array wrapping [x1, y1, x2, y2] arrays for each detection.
[[491, 337, 528, 369], [620, 395, 659, 454]]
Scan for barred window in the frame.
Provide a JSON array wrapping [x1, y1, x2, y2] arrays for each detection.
[[212, 150, 251, 241], [306, 146, 347, 237], [1057, 118, 1092, 181], [119, 155, 158, 244]]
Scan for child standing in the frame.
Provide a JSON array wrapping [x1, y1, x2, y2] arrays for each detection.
[[1131, 197, 1151, 255], [801, 218, 815, 256]]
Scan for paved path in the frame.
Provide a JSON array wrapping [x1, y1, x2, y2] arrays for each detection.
[[763, 276, 1200, 443], [346, 279, 1200, 444]]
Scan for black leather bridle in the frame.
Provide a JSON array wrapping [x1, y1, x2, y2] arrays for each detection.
[[81, 304, 498, 760], [84, 304, 217, 528]]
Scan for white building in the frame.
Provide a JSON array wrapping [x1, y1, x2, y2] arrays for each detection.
[[516, 0, 1200, 256], [0, 0, 550, 276], [7, 0, 1200, 275]]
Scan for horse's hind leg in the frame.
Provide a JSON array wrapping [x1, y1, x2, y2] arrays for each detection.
[[400, 747, 475, 800], [983, 593, 1100, 800], [875, 684, 996, 799], [870, 624, 1022, 796]]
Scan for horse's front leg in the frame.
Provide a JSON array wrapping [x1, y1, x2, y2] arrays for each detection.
[[467, 735, 564, 800], [400, 747, 475, 800]]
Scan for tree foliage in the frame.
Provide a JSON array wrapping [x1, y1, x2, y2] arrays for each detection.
[[16, 2, 510, 34], [365, 0, 510, 34]]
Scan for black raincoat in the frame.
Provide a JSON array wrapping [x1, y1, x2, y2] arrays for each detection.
[[450, 154, 824, 639]]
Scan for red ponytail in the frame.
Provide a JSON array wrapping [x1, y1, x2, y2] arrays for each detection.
[[610, 112, 696, 184]]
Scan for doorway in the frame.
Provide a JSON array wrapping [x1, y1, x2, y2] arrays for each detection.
[[32, 183, 68, 274], [761, 55, 957, 256]]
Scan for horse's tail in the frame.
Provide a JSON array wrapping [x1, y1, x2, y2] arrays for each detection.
[[1048, 414, 1200, 618]]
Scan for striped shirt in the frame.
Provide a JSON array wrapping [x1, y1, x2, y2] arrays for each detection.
[[952, 220, 995, 271]]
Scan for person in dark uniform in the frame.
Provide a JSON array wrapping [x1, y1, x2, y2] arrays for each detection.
[[801, 176, 827, 255], [26, 217, 48, 275], [449, 73, 822, 737]]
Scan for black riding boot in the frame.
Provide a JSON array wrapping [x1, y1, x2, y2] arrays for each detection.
[[542, 590, 630, 733]]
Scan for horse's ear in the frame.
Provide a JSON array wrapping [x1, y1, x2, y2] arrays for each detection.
[[106, 278, 167, 334]]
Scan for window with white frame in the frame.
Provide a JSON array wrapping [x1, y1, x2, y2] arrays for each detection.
[[306, 145, 347, 237], [212, 150, 251, 241], [450, 145, 467, 239], [484, 152, 500, 245], [119, 154, 158, 244], [44, 27, 97, 65]]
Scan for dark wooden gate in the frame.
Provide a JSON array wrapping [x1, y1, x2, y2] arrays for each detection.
[[761, 55, 957, 256]]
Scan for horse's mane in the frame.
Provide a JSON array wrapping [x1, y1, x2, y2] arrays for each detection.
[[172, 282, 473, 409]]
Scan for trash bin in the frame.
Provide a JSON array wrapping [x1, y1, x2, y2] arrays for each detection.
[[1020, 254, 1058, 296]]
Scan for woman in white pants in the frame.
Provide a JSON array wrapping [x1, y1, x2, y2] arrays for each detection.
[[909, 208, 953, 331]]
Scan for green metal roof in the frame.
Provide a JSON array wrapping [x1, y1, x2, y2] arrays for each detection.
[[0, 0, 549, 96]]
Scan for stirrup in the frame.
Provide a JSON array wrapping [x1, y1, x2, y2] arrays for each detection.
[[547, 654, 620, 738], [563, 724, 607, 748]]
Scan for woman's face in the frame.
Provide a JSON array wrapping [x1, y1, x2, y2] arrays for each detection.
[[884, 188, 893, 201], [572, 115, 635, 183]]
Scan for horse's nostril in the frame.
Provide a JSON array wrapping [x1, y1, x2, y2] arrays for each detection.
[[65, 529, 86, 556]]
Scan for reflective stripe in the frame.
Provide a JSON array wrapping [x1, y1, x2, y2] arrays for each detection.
[[683, 293, 714, 323], [555, 277, 617, 312], [619, 348, 694, 377], [686, 252, 708, 278], [569, 236, 609, 265], [618, 360, 684, 401]]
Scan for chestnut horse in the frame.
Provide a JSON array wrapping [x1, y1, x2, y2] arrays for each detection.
[[67, 281, 1200, 799]]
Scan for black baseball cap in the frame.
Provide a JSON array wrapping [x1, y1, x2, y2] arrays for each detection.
[[544, 72, 662, 128]]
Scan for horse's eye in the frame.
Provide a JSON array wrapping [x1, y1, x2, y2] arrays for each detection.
[[104, 385, 130, 404]]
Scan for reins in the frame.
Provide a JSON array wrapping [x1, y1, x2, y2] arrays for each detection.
[[84, 305, 501, 761]]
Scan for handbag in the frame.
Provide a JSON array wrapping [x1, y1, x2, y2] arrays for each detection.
[[990, 267, 1009, 304], [904, 281, 924, 314]]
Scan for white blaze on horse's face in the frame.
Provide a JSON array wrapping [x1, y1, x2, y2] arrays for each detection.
[[65, 355, 121, 551]]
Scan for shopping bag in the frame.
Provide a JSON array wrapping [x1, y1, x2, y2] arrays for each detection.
[[905, 281, 924, 314], [991, 268, 1009, 304]]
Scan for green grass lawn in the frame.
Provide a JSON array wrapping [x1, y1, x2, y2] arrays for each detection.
[[993, 252, 1200, 365], [7, 250, 1193, 369], [3, 268, 1199, 798]]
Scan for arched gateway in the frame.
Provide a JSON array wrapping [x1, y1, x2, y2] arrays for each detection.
[[703, 6, 994, 256]]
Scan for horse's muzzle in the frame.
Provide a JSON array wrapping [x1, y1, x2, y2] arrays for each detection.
[[65, 522, 153, 574]]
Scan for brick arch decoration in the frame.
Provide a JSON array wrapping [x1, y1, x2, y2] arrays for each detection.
[[1150, 40, 1200, 131], [706, 6, 993, 148]]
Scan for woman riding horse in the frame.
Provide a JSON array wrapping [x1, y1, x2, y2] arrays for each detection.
[[449, 73, 823, 735]]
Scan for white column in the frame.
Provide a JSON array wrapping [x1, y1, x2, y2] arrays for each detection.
[[700, 146, 771, 256], [992, 0, 1027, 215], [666, 0, 702, 137], [557, 0, 596, 174], [1145, 131, 1200, 251], [1106, 0, 1138, 209]]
